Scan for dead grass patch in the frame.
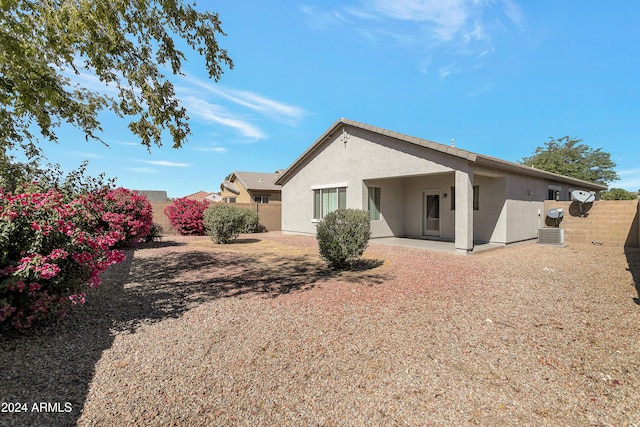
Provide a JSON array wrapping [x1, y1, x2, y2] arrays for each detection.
[[185, 236, 393, 282]]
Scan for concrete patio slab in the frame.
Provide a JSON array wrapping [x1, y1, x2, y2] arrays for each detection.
[[369, 237, 505, 254]]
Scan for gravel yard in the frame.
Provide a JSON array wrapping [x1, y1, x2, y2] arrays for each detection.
[[1, 233, 639, 426]]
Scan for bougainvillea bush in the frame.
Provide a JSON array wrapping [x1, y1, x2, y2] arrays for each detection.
[[101, 188, 153, 245], [164, 197, 209, 235], [0, 186, 152, 331]]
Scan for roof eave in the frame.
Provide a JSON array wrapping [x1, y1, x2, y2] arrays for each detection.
[[474, 156, 608, 190]]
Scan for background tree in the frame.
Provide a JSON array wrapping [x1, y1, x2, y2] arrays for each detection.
[[520, 136, 618, 185], [1, 0, 233, 159], [0, 151, 41, 193], [600, 188, 636, 200]]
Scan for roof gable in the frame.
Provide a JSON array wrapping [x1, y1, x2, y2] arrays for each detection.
[[229, 170, 283, 192]]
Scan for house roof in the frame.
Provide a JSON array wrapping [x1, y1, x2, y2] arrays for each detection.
[[221, 180, 240, 194], [275, 118, 607, 190], [183, 191, 219, 202], [226, 170, 284, 192], [133, 190, 168, 202]]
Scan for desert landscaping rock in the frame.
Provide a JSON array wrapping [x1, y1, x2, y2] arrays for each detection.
[[1, 233, 639, 426]]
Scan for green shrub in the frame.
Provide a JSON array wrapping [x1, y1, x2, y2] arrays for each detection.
[[316, 209, 371, 270], [204, 204, 259, 244], [145, 223, 163, 242], [239, 208, 260, 234]]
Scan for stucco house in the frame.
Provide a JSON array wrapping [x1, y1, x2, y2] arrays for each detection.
[[184, 191, 222, 203], [275, 118, 607, 254], [220, 171, 283, 204]]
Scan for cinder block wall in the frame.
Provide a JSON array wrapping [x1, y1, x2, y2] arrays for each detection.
[[544, 200, 639, 247], [233, 202, 282, 232], [149, 201, 282, 235], [149, 201, 175, 234]]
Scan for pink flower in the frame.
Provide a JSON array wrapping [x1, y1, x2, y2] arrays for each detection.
[[0, 305, 17, 323], [69, 293, 86, 305], [88, 271, 101, 288], [0, 266, 18, 276], [48, 248, 68, 261], [38, 263, 61, 279]]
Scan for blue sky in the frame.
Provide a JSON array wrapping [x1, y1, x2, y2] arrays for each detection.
[[29, 0, 640, 197]]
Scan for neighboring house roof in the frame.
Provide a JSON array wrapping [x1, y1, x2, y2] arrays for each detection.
[[184, 191, 220, 202], [226, 170, 284, 192], [205, 193, 222, 202], [221, 180, 240, 194], [133, 190, 168, 202], [275, 118, 608, 191]]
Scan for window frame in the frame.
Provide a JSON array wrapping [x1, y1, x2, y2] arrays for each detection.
[[368, 187, 381, 220], [548, 184, 561, 201], [312, 186, 347, 220]]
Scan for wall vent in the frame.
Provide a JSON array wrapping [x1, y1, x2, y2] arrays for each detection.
[[538, 227, 564, 245]]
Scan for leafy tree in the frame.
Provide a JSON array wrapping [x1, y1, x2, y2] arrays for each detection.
[[600, 188, 636, 200], [1, 0, 233, 159], [0, 151, 41, 193], [521, 136, 618, 185]]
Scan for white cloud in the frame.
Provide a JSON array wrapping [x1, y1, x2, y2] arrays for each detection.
[[300, 5, 349, 29], [502, 0, 524, 30], [187, 78, 306, 126], [141, 160, 191, 167], [467, 82, 494, 97], [119, 142, 139, 147], [193, 146, 227, 153], [183, 97, 266, 140], [312, 0, 525, 75], [126, 167, 156, 174], [611, 168, 640, 191], [439, 63, 460, 78], [73, 151, 102, 159], [367, 0, 468, 41]]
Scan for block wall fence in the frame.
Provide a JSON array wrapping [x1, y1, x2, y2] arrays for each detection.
[[148, 201, 282, 235], [543, 199, 639, 247]]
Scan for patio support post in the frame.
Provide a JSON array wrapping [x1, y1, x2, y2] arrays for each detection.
[[455, 169, 474, 254]]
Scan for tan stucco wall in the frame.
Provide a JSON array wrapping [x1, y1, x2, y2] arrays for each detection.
[[281, 127, 468, 236], [250, 190, 282, 203], [221, 182, 281, 204], [362, 177, 407, 237], [280, 125, 599, 245], [220, 180, 252, 203]]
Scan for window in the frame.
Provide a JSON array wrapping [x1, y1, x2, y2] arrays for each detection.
[[548, 185, 561, 200], [473, 185, 479, 210], [254, 195, 269, 203], [313, 187, 346, 219], [368, 187, 381, 220], [224, 197, 236, 203], [450, 186, 456, 210], [450, 186, 479, 210]]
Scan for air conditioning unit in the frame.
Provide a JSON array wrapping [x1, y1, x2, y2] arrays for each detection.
[[538, 227, 564, 245]]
